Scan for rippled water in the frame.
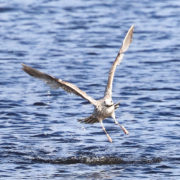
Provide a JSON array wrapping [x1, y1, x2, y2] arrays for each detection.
[[0, 0, 180, 179]]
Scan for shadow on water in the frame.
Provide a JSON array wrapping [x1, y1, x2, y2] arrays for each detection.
[[1, 148, 162, 166], [31, 155, 162, 165]]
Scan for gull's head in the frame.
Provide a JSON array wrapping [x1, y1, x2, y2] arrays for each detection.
[[104, 99, 113, 107]]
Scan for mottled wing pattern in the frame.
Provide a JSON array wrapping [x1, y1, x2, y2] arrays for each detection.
[[22, 64, 97, 105]]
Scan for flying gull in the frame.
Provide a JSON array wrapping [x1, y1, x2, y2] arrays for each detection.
[[22, 25, 134, 143]]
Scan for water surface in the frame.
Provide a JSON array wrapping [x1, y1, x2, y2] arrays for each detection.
[[0, 0, 180, 179]]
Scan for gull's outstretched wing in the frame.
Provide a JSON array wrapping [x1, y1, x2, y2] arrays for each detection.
[[104, 25, 134, 99], [22, 64, 97, 106]]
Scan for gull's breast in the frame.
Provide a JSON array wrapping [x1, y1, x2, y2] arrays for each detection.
[[96, 105, 114, 119]]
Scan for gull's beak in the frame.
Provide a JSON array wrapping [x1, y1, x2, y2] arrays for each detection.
[[105, 104, 114, 108], [114, 102, 120, 109]]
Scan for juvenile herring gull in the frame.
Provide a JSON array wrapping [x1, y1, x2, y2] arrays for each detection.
[[22, 25, 134, 143]]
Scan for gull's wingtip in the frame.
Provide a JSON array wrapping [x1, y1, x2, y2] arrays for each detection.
[[129, 24, 135, 37], [21, 63, 25, 69], [120, 24, 135, 53], [128, 24, 134, 30], [129, 24, 135, 33], [21, 63, 27, 68], [128, 24, 135, 35], [21, 63, 28, 72], [131, 24, 135, 28]]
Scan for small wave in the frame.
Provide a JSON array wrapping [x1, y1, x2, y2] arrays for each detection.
[[33, 102, 48, 106], [0, 7, 15, 13]]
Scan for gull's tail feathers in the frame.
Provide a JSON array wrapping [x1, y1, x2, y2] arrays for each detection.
[[78, 115, 99, 124]]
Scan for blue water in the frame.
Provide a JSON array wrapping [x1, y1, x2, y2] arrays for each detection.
[[0, 0, 180, 179]]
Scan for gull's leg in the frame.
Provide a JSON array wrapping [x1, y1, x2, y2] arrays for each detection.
[[115, 119, 129, 135], [112, 114, 129, 135], [100, 121, 112, 143]]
